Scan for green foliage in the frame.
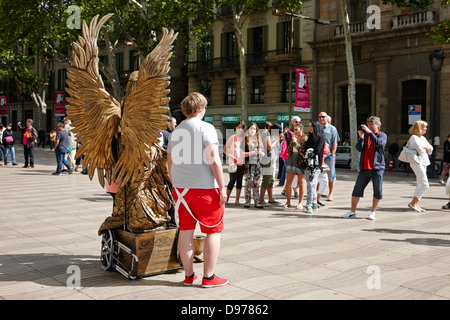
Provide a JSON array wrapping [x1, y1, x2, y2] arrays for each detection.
[[0, 0, 216, 89], [216, 0, 302, 13]]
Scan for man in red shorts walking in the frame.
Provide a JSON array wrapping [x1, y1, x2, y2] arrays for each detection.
[[167, 92, 228, 288]]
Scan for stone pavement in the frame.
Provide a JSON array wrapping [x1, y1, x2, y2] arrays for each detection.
[[1, 145, 450, 302]]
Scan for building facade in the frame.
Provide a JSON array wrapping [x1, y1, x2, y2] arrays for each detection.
[[311, 0, 449, 154], [0, 41, 186, 136], [186, 0, 449, 157], [186, 0, 318, 136]]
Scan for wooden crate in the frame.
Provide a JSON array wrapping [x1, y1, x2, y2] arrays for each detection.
[[113, 227, 182, 278]]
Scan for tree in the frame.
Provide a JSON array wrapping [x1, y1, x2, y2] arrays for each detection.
[[0, 0, 214, 129], [338, 0, 359, 171], [216, 0, 302, 122]]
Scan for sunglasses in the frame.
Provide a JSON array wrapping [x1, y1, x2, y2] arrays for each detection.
[[319, 116, 326, 118]]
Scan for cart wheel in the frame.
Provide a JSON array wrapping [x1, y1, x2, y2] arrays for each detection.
[[100, 229, 115, 271]]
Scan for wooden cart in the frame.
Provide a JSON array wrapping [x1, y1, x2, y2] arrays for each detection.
[[101, 227, 182, 279]]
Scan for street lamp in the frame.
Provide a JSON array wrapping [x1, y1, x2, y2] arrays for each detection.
[[428, 49, 445, 178]]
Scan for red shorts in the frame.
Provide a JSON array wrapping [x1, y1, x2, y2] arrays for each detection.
[[173, 188, 224, 234]]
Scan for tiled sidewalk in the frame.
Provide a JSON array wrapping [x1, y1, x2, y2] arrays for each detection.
[[1, 145, 450, 300]]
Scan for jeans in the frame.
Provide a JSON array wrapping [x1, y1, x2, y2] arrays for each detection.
[[55, 149, 71, 173], [305, 167, 321, 206], [351, 169, 384, 199], [278, 159, 288, 186], [324, 153, 336, 182], [3, 146, 16, 164], [24, 145, 34, 167]]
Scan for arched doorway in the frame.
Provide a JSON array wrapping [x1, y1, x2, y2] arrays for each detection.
[[340, 84, 372, 141]]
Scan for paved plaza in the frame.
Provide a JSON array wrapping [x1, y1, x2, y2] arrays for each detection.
[[1, 145, 450, 302]]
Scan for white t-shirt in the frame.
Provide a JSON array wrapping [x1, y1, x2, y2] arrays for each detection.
[[167, 117, 219, 189]]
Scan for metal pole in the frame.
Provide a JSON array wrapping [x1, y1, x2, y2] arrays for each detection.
[[429, 71, 439, 178], [288, 15, 294, 125]]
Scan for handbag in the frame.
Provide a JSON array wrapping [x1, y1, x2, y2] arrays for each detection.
[[228, 162, 237, 173], [227, 135, 238, 173], [398, 141, 419, 164], [5, 136, 13, 144]]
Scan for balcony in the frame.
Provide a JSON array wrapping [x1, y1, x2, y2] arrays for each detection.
[[335, 20, 370, 37], [188, 48, 302, 74], [334, 10, 436, 38], [392, 10, 435, 29]]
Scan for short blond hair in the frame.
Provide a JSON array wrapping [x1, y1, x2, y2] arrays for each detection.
[[409, 120, 427, 136], [181, 92, 207, 116]]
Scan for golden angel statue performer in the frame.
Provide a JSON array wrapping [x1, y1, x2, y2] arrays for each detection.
[[65, 14, 178, 235]]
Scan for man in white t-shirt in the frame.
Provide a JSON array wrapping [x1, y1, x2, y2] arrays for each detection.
[[167, 92, 228, 288]]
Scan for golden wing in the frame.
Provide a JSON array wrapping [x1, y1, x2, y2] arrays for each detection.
[[65, 14, 121, 187], [112, 28, 178, 186]]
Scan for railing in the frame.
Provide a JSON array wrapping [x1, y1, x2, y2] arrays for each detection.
[[392, 10, 435, 29], [188, 48, 302, 73], [335, 21, 369, 37]]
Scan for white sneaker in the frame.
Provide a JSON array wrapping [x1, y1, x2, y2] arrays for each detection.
[[342, 211, 356, 219], [368, 212, 376, 220], [439, 180, 445, 185]]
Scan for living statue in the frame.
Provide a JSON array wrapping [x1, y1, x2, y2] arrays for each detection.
[[65, 14, 178, 235]]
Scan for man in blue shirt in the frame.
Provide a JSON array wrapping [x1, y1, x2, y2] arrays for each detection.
[[52, 123, 73, 175], [319, 112, 340, 201]]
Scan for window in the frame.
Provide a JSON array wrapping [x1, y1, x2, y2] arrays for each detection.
[[129, 50, 139, 72], [116, 52, 124, 73], [276, 21, 300, 55], [198, 36, 212, 61], [225, 79, 236, 105], [281, 73, 296, 103], [225, 32, 236, 59], [221, 31, 238, 67], [248, 27, 264, 65], [401, 79, 427, 133], [200, 78, 211, 105], [58, 69, 67, 91], [252, 76, 265, 104], [350, 0, 367, 22]]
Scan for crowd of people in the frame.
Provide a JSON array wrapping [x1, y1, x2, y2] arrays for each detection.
[[1, 92, 450, 289], [0, 117, 85, 174], [221, 113, 450, 219]]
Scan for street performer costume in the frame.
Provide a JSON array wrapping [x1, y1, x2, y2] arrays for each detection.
[[65, 14, 178, 234]]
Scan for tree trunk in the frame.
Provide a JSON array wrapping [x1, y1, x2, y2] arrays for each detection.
[[231, 4, 248, 123], [339, 0, 359, 171], [30, 89, 47, 132], [101, 28, 123, 100]]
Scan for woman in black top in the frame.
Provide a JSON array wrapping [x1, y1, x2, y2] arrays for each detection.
[[439, 134, 450, 184], [302, 120, 325, 213]]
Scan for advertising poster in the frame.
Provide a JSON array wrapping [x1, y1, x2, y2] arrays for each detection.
[[294, 67, 310, 112], [55, 90, 66, 115], [0, 96, 7, 115]]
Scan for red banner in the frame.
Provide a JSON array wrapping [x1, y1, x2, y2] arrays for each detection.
[[0, 96, 7, 115], [55, 91, 66, 115], [294, 67, 310, 112]]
